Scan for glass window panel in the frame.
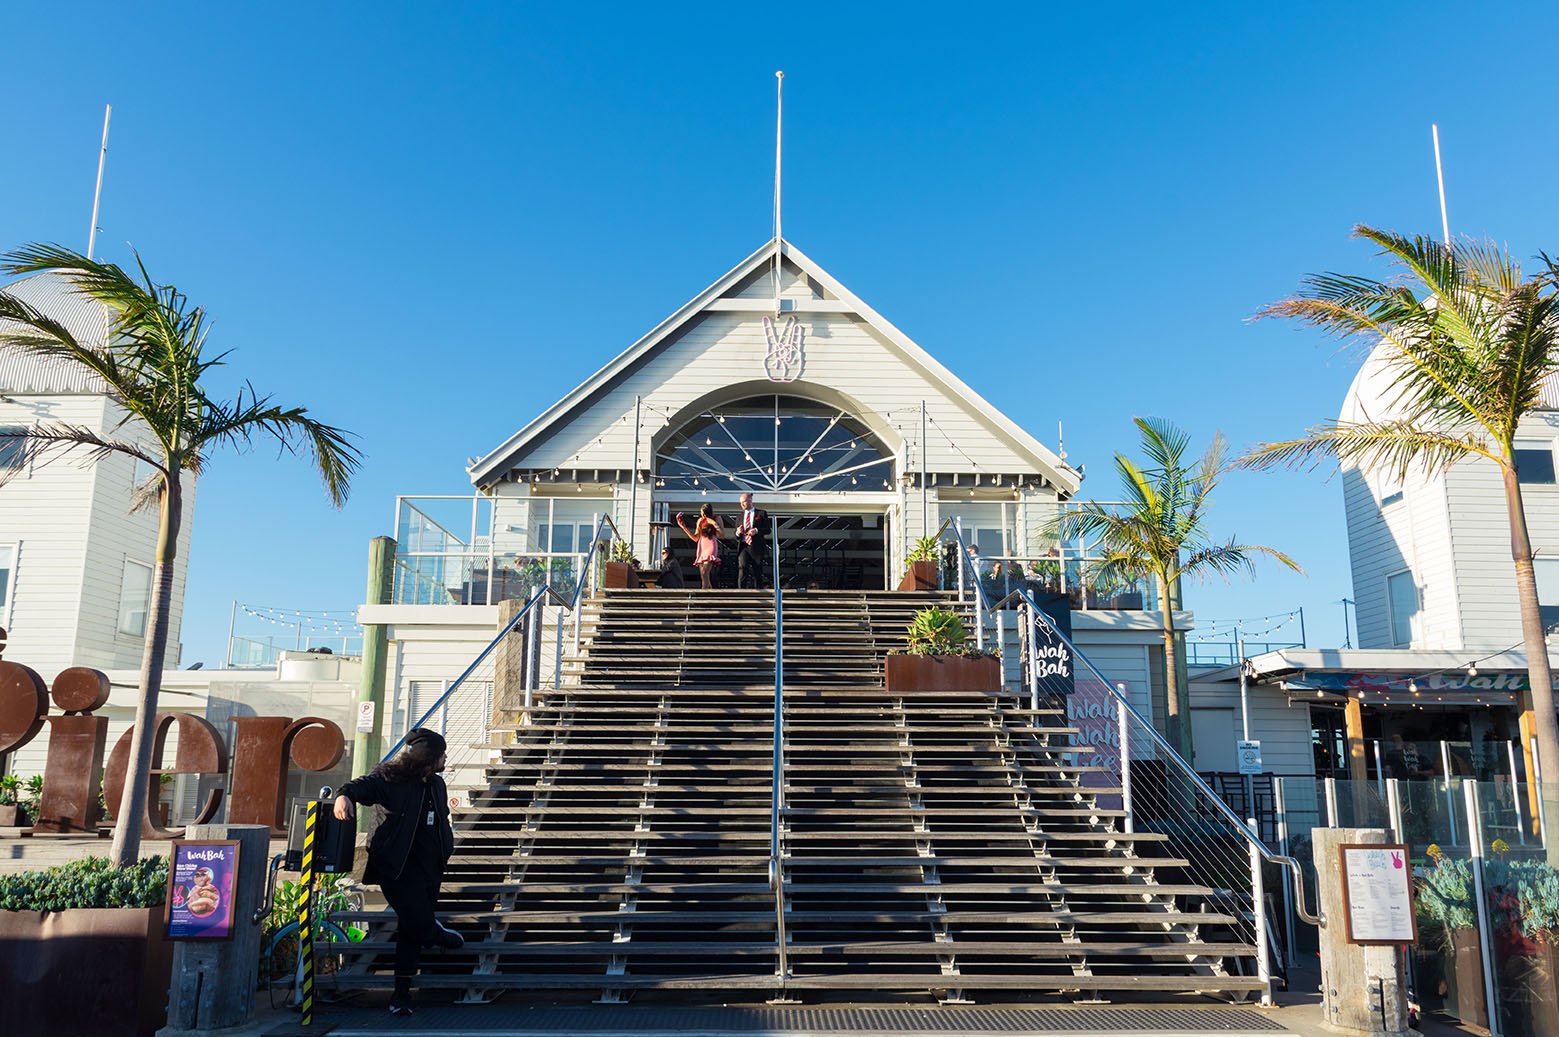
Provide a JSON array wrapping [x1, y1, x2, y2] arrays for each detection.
[[1536, 558, 1559, 629], [0, 428, 26, 471], [551, 524, 573, 554], [118, 560, 153, 637], [1387, 570, 1417, 646], [0, 545, 12, 609], [1516, 443, 1556, 485]]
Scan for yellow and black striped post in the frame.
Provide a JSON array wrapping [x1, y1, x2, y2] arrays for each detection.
[[298, 799, 319, 1026]]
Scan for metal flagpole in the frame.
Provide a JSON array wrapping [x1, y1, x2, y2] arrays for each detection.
[[1432, 124, 1450, 246], [629, 395, 642, 557], [87, 104, 112, 260], [773, 71, 784, 314], [920, 400, 929, 536]]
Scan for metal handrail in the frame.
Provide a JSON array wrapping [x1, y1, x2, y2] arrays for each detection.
[[768, 515, 790, 982], [385, 512, 624, 759], [382, 583, 553, 761], [944, 519, 1324, 927]]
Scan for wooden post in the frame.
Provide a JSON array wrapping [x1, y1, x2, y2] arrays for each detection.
[[1346, 697, 1370, 821], [1519, 700, 1541, 837], [1312, 827, 1411, 1036], [352, 537, 395, 785], [159, 824, 271, 1035]]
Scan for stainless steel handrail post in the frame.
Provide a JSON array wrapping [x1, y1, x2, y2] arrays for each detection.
[[1249, 815, 1272, 1006], [769, 515, 789, 983], [1026, 603, 1040, 713], [1117, 686, 1133, 834]]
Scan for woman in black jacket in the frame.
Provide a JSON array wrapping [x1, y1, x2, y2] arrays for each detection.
[[334, 728, 463, 1016]]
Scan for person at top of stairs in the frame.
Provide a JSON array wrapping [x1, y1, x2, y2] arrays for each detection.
[[334, 729, 465, 1017], [658, 545, 686, 588], [734, 491, 769, 590], [675, 504, 723, 589]]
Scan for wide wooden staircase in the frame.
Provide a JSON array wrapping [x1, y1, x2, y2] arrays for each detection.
[[333, 589, 1261, 1004]]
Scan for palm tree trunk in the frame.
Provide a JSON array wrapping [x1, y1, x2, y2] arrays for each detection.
[[1502, 465, 1559, 798], [108, 475, 182, 868], [1157, 574, 1186, 761]]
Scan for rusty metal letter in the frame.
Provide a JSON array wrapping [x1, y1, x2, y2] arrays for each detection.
[[104, 712, 228, 839], [227, 716, 346, 833], [33, 668, 111, 834], [0, 660, 48, 758]]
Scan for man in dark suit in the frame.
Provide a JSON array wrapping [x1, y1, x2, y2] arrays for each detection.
[[735, 492, 769, 589]]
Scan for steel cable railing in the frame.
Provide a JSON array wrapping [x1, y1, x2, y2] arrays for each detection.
[[943, 519, 1321, 1005], [382, 513, 623, 789], [768, 515, 790, 984]]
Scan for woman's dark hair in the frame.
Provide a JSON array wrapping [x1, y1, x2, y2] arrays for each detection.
[[374, 738, 443, 782], [699, 503, 715, 521]]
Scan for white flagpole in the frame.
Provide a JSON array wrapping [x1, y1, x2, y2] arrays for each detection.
[[87, 104, 113, 260], [1432, 123, 1450, 246], [773, 71, 784, 315]]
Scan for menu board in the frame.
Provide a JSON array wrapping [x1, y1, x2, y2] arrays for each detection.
[[166, 840, 241, 941], [1339, 843, 1417, 945]]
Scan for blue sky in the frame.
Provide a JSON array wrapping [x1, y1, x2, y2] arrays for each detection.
[[4, 2, 1558, 665]]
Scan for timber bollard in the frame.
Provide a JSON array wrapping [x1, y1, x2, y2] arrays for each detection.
[[158, 824, 271, 1037], [1312, 828, 1412, 1037]]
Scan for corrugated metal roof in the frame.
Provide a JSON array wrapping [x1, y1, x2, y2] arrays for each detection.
[[0, 272, 111, 394]]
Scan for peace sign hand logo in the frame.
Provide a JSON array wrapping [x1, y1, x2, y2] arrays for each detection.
[[763, 315, 804, 383]]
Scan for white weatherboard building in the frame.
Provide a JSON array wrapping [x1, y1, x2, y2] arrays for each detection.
[[365, 239, 1315, 786], [0, 273, 195, 679]]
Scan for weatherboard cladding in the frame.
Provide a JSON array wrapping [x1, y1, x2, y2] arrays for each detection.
[[0, 272, 111, 394], [471, 240, 1076, 492]]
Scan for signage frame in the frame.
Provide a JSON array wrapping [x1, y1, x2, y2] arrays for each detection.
[[1338, 842, 1418, 946], [165, 838, 242, 941]]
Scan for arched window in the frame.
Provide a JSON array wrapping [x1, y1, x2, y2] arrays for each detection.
[[655, 395, 893, 493]]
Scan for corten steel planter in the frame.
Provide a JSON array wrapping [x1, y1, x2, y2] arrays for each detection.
[[0, 805, 28, 827], [885, 654, 1001, 693], [896, 560, 939, 592], [0, 906, 173, 1036], [1444, 927, 1488, 1027], [603, 560, 640, 589]]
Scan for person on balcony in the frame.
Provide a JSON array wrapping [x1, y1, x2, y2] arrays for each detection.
[[676, 504, 723, 589], [333, 728, 463, 1017], [659, 545, 686, 589]]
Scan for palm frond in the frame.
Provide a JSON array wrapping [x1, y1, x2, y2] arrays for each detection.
[[1178, 541, 1304, 584], [194, 385, 361, 506], [1238, 419, 1496, 479], [0, 424, 159, 488]]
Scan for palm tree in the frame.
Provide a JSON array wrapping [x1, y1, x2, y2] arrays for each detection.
[[1240, 225, 1559, 790], [1066, 418, 1301, 760], [0, 243, 360, 867]]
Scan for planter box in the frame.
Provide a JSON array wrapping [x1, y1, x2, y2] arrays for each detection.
[[1446, 927, 1488, 1027], [896, 560, 939, 592], [0, 906, 173, 1036], [885, 653, 1001, 693], [0, 805, 29, 827], [603, 560, 640, 589], [1503, 942, 1559, 1037]]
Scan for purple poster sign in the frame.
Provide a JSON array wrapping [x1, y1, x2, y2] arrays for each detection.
[[166, 840, 240, 940]]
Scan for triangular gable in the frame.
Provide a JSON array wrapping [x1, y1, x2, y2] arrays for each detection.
[[468, 239, 1079, 493]]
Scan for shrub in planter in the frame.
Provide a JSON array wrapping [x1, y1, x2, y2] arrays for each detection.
[[0, 773, 27, 827], [898, 535, 941, 591], [0, 856, 174, 1037], [886, 606, 1001, 692], [604, 539, 641, 589]]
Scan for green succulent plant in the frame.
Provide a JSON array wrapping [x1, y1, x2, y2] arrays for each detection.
[[905, 606, 968, 656], [610, 539, 640, 567], [0, 856, 167, 911], [0, 774, 19, 807], [906, 536, 941, 564], [1416, 855, 1477, 939]]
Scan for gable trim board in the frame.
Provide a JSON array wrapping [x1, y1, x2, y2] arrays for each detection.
[[467, 239, 1079, 494]]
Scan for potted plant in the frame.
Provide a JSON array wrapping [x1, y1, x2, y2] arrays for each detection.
[[885, 605, 1001, 693], [0, 856, 173, 1036], [0, 774, 26, 827], [1415, 846, 1486, 1026], [604, 539, 641, 589], [897, 535, 941, 591]]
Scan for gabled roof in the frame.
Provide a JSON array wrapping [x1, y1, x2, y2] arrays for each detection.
[[468, 238, 1080, 492], [0, 272, 111, 394]]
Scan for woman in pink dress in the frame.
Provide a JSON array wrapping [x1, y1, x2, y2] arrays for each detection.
[[675, 504, 723, 589]]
